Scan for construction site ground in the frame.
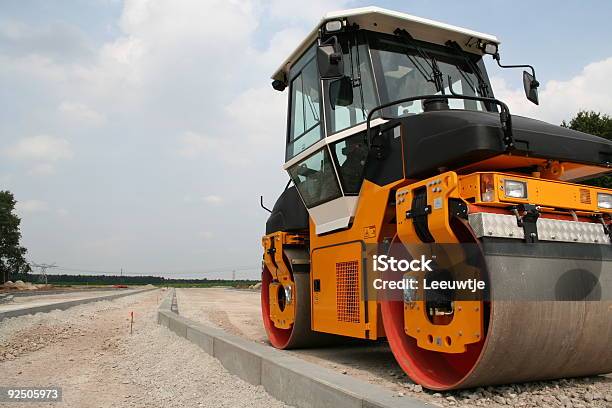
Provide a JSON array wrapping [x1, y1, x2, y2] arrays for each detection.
[[176, 288, 612, 408], [0, 289, 289, 408]]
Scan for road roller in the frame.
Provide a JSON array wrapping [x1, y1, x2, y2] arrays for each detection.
[[261, 7, 612, 390]]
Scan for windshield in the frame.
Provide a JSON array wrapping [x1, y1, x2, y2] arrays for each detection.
[[369, 34, 492, 117]]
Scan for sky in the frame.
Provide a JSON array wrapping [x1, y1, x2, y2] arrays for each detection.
[[1, 0, 612, 280]]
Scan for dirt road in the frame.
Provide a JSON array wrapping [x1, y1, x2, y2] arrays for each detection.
[[0, 289, 139, 314], [177, 288, 612, 408], [0, 289, 289, 408]]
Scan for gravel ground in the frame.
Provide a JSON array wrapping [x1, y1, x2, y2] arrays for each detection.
[[0, 289, 290, 408], [177, 288, 612, 408]]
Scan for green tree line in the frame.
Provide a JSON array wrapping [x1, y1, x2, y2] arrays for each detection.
[[10, 273, 257, 286], [562, 111, 612, 188]]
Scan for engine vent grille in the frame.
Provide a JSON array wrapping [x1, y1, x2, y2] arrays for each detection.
[[580, 188, 592, 204], [336, 261, 360, 323]]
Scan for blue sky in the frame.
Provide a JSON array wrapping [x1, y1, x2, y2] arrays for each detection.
[[1, 1, 612, 279]]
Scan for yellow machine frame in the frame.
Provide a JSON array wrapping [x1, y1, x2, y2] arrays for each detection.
[[396, 172, 483, 353], [264, 169, 612, 350], [262, 231, 305, 329], [303, 171, 612, 348]]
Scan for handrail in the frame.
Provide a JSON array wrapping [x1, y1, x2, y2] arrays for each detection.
[[260, 196, 272, 213], [365, 90, 514, 152]]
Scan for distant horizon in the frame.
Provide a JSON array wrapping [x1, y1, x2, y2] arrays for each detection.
[[26, 270, 261, 281], [13, 272, 260, 282]]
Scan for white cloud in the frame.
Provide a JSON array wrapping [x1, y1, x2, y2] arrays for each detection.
[[4, 134, 73, 161], [225, 85, 287, 148], [177, 131, 219, 158], [0, 20, 93, 61], [0, 20, 26, 39], [252, 26, 308, 71], [58, 101, 106, 125], [492, 57, 612, 124], [28, 163, 56, 176], [0, 53, 70, 83], [82, 0, 262, 97], [177, 130, 253, 166], [3, 0, 324, 173], [0, 173, 12, 184], [3, 135, 73, 176], [16, 199, 49, 214], [199, 231, 214, 239], [202, 195, 223, 205], [268, 0, 352, 23]]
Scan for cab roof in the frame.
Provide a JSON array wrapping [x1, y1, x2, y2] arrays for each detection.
[[271, 6, 500, 82]]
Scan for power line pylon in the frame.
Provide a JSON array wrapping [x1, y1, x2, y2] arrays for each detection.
[[30, 263, 58, 285]]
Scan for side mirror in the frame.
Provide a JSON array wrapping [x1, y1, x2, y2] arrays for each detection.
[[492, 51, 540, 106], [329, 76, 353, 109], [317, 38, 344, 79], [523, 70, 540, 105]]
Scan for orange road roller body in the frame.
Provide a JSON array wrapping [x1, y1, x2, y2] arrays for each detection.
[[261, 7, 612, 390]]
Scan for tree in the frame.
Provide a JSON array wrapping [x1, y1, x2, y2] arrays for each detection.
[[562, 111, 612, 188], [0, 191, 30, 283], [562, 111, 612, 139]]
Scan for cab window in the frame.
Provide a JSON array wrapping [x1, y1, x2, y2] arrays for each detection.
[[332, 133, 369, 194], [287, 49, 322, 160], [288, 148, 341, 208], [326, 37, 378, 134]]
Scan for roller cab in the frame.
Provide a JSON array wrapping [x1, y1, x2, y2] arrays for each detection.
[[261, 6, 612, 390]]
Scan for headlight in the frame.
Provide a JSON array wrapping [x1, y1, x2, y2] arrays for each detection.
[[504, 180, 527, 199], [597, 193, 612, 209], [324, 20, 343, 33]]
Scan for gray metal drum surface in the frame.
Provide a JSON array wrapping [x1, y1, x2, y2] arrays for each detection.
[[457, 241, 612, 388]]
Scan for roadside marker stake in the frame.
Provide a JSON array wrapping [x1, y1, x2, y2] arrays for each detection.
[[130, 311, 134, 335]]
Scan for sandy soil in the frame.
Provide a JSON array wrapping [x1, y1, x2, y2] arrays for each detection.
[[176, 288, 612, 408], [0, 289, 290, 408]]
